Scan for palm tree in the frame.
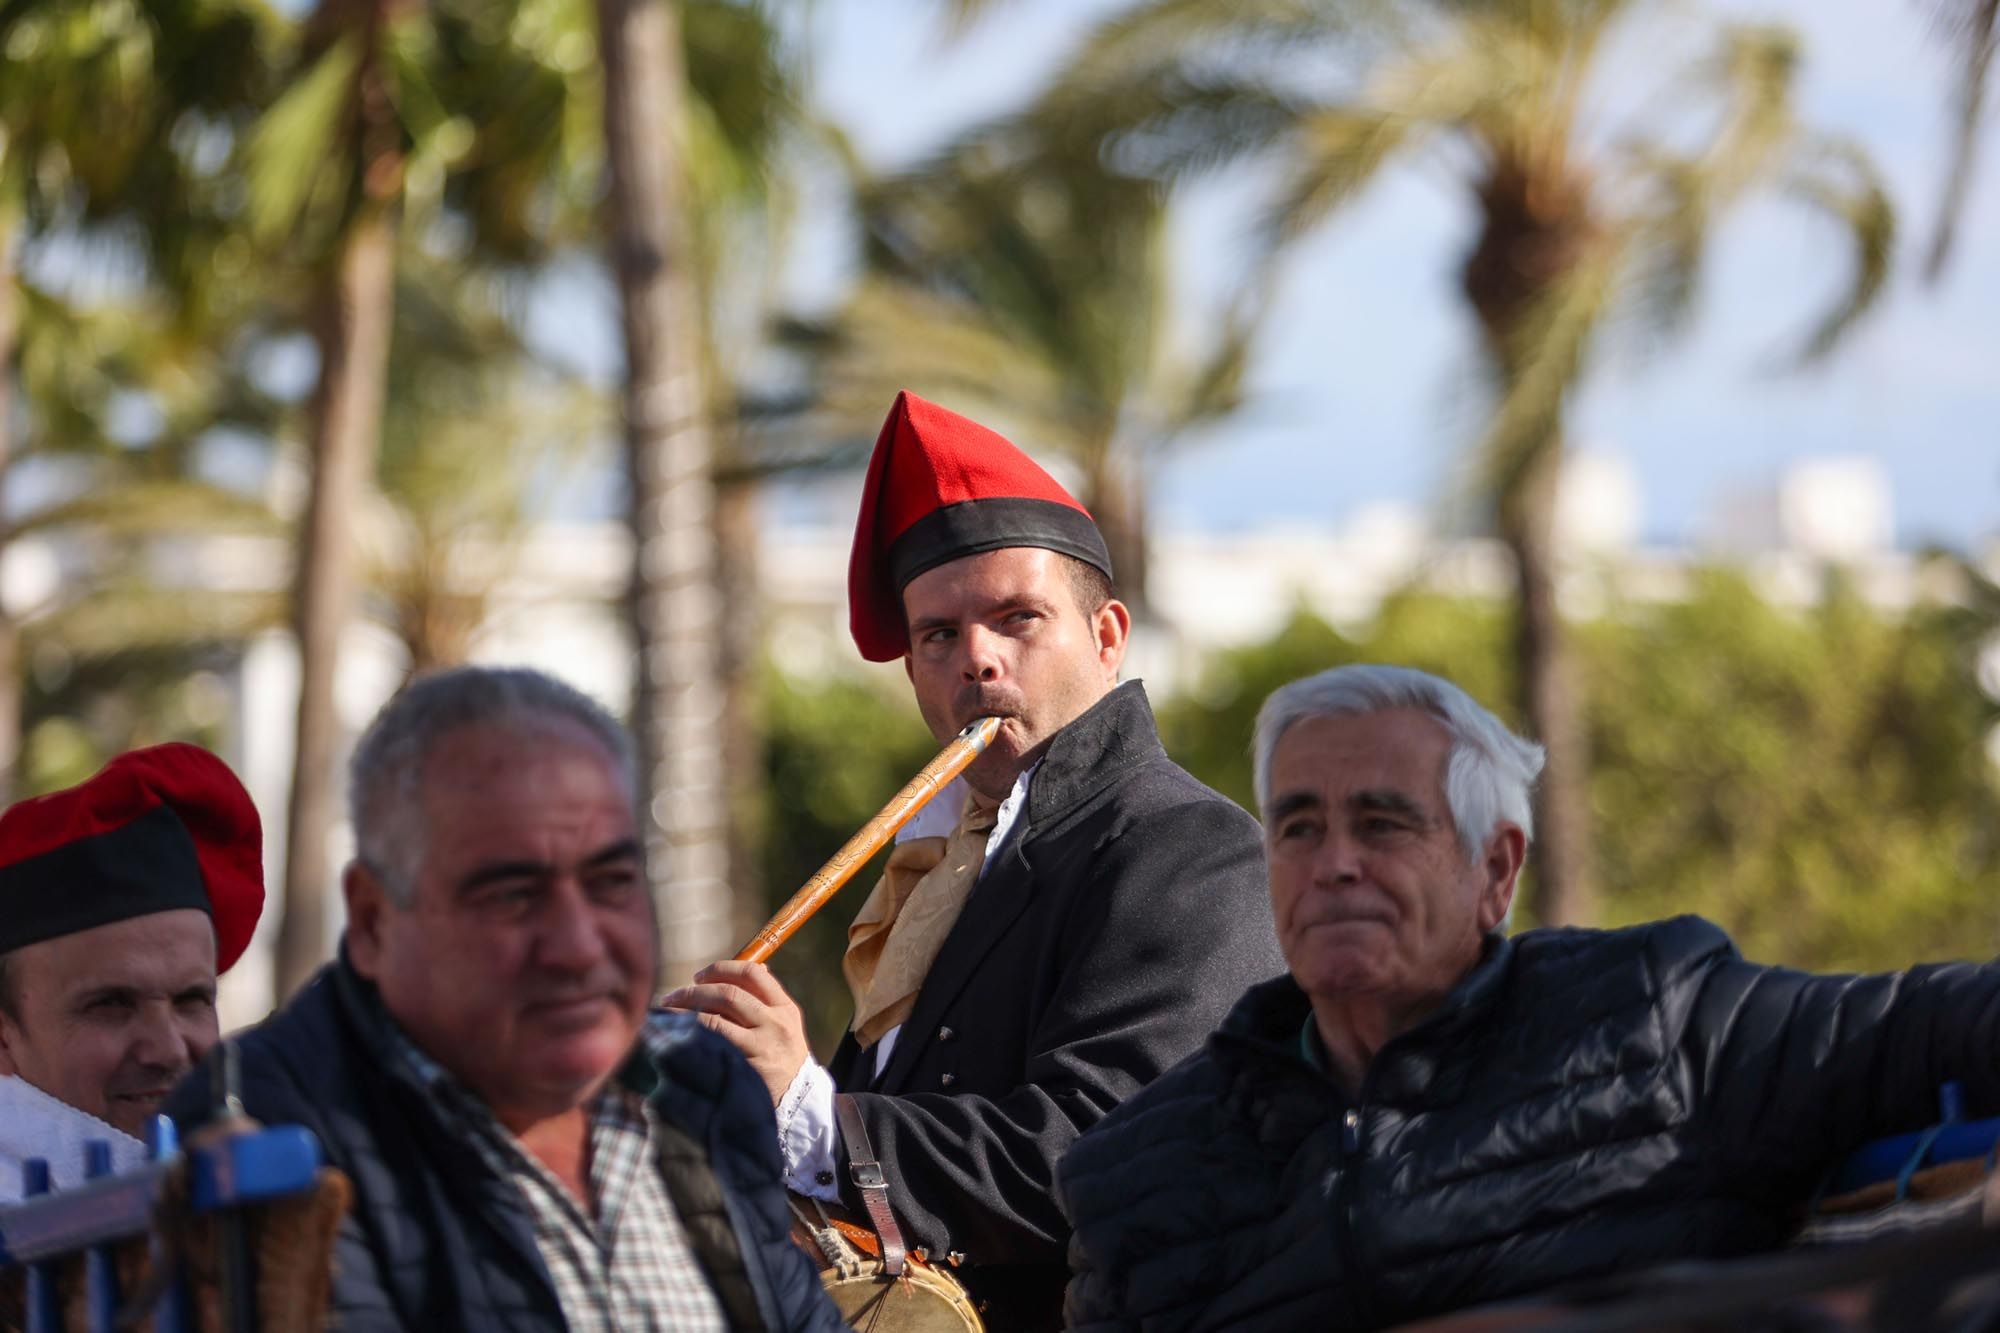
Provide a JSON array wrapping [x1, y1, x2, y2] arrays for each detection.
[[246, 0, 407, 1000], [1035, 0, 1892, 925], [595, 0, 741, 981], [248, 0, 601, 998]]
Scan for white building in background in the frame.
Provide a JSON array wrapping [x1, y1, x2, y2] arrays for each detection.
[[108, 452, 1964, 1027]]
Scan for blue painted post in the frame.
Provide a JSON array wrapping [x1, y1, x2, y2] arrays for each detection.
[[21, 1158, 59, 1333], [83, 1139, 119, 1333], [148, 1115, 192, 1333]]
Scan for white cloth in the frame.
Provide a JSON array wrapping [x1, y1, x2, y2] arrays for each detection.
[[0, 1074, 148, 1203], [780, 766, 1037, 1200]]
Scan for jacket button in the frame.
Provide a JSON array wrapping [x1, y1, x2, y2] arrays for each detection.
[[816, 1171, 836, 1187], [937, 1026, 955, 1042], [940, 1073, 957, 1087]]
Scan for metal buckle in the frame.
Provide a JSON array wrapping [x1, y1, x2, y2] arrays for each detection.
[[850, 1162, 887, 1190]]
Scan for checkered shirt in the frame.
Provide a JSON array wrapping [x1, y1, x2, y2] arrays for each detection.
[[388, 1018, 729, 1333]]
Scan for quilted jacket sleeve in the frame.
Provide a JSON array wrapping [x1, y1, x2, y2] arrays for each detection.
[[845, 788, 1279, 1265], [1058, 1052, 1238, 1333], [1680, 918, 2000, 1189]]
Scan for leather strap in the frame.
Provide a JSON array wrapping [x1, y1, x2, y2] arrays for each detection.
[[834, 1092, 907, 1277]]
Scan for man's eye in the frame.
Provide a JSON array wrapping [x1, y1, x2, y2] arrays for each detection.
[[475, 883, 541, 910], [1276, 820, 1317, 842], [86, 996, 135, 1015], [588, 869, 642, 901], [176, 992, 217, 1013]]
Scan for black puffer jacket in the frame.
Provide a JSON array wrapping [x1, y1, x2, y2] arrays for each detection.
[[1061, 917, 2000, 1331], [165, 956, 844, 1333]]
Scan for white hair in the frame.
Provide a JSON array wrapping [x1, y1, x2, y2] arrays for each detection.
[[348, 665, 636, 904], [1252, 664, 1545, 864]]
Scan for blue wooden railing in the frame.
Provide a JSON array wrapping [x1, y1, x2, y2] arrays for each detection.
[[0, 1115, 322, 1333]]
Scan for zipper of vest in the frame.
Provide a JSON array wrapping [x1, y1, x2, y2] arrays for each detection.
[[1332, 1102, 1371, 1329]]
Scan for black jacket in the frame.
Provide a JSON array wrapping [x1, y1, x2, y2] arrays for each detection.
[[164, 957, 844, 1333], [827, 681, 1284, 1328], [1061, 916, 2000, 1331]]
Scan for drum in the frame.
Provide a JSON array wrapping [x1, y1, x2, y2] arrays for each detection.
[[787, 1194, 983, 1332]]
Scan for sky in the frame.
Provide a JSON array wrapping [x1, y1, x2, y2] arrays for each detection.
[[792, 0, 1999, 554]]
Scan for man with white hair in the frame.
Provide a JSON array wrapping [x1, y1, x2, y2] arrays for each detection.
[[1060, 663, 2000, 1331]]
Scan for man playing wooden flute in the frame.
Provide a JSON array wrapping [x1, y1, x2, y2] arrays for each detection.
[[666, 389, 1285, 1329]]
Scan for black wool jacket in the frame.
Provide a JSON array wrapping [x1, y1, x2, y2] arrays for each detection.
[[1061, 916, 2000, 1332], [163, 957, 845, 1333], [826, 680, 1285, 1330]]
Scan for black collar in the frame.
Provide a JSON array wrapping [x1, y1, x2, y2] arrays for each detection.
[[1022, 680, 1165, 830]]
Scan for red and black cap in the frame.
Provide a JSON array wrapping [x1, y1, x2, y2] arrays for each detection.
[[0, 744, 264, 973], [847, 390, 1113, 662]]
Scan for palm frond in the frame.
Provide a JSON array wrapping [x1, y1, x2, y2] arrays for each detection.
[[13, 476, 277, 540], [1776, 135, 1895, 365], [242, 32, 358, 244], [1686, 24, 1801, 208], [1264, 107, 1413, 243], [1063, 0, 1392, 89], [32, 582, 285, 656], [1924, 0, 1998, 279]]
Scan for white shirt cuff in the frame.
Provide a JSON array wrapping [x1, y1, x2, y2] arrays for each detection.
[[778, 1058, 842, 1201]]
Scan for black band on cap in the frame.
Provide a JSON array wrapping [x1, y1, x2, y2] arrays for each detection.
[[889, 497, 1114, 592], [0, 804, 211, 954]]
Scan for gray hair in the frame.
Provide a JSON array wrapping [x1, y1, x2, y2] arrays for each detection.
[[1252, 664, 1545, 864], [349, 666, 637, 904]]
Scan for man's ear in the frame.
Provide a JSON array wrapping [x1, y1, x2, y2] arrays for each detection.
[[1475, 824, 1527, 933], [1094, 598, 1132, 677], [343, 860, 394, 979], [0, 1010, 20, 1077]]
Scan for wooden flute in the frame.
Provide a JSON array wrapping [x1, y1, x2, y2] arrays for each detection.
[[734, 714, 1003, 964]]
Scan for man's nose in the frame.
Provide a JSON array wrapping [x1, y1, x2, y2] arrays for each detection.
[[1314, 831, 1363, 885], [537, 880, 613, 971], [960, 625, 1004, 683], [132, 1004, 197, 1074]]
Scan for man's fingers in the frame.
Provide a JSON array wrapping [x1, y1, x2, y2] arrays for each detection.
[[691, 959, 794, 1009], [659, 981, 766, 1031]]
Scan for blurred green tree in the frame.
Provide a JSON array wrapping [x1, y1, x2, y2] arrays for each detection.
[[0, 0, 271, 802], [1589, 569, 2000, 966], [1036, 1, 1894, 926]]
